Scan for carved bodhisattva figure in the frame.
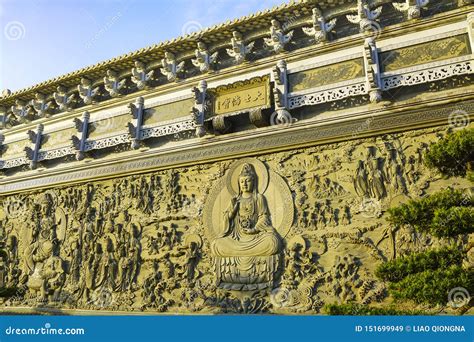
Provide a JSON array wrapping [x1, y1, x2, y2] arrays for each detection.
[[211, 163, 281, 290]]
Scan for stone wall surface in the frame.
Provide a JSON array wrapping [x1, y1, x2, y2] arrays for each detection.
[[0, 123, 470, 314]]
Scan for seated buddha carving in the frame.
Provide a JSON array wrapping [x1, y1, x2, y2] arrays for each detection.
[[211, 163, 281, 290]]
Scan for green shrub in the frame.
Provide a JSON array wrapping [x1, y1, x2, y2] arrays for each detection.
[[425, 128, 474, 178], [431, 206, 474, 237], [323, 303, 429, 315], [387, 188, 473, 237], [388, 266, 474, 305], [375, 246, 463, 282]]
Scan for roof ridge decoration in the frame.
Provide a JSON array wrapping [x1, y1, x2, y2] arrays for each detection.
[[0, 0, 469, 130]]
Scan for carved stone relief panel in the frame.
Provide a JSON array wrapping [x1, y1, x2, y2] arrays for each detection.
[[288, 58, 365, 93], [380, 34, 471, 73], [144, 98, 194, 126], [0, 124, 470, 314]]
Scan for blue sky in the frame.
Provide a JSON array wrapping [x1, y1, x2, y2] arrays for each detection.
[[0, 0, 285, 92]]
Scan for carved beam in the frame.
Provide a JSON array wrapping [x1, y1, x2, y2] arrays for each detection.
[[128, 97, 145, 149], [77, 77, 100, 105], [24, 124, 44, 169], [363, 38, 382, 103], [191, 80, 208, 137], [131, 61, 154, 90], [104, 69, 126, 97], [0, 106, 13, 129], [53, 86, 76, 112], [71, 111, 90, 161], [272, 60, 293, 123], [467, 12, 474, 49], [0, 133, 4, 154], [393, 0, 429, 20], [249, 108, 267, 128], [11, 99, 34, 123], [264, 19, 293, 53], [302, 7, 337, 44], [211, 115, 232, 134], [30, 92, 53, 118], [458, 0, 473, 6]]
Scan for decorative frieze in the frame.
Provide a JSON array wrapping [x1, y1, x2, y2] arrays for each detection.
[[160, 52, 185, 82], [392, 0, 430, 20], [288, 83, 367, 109], [53, 86, 76, 112], [302, 7, 337, 44], [264, 19, 293, 53], [131, 61, 154, 90], [11, 100, 34, 123], [192, 42, 218, 73], [381, 60, 473, 90], [226, 31, 254, 64], [24, 124, 44, 169], [103, 70, 126, 97], [346, 0, 383, 33], [84, 133, 130, 151], [30, 93, 53, 118], [128, 97, 145, 149], [71, 111, 90, 161], [191, 80, 209, 137]]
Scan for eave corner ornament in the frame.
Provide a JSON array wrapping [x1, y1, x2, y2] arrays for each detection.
[[302, 7, 337, 44], [203, 158, 294, 291], [226, 31, 254, 64], [264, 19, 294, 53]]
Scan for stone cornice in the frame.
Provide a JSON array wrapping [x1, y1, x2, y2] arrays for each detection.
[[1, 89, 472, 195]]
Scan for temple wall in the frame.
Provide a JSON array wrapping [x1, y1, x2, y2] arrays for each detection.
[[0, 122, 471, 314]]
